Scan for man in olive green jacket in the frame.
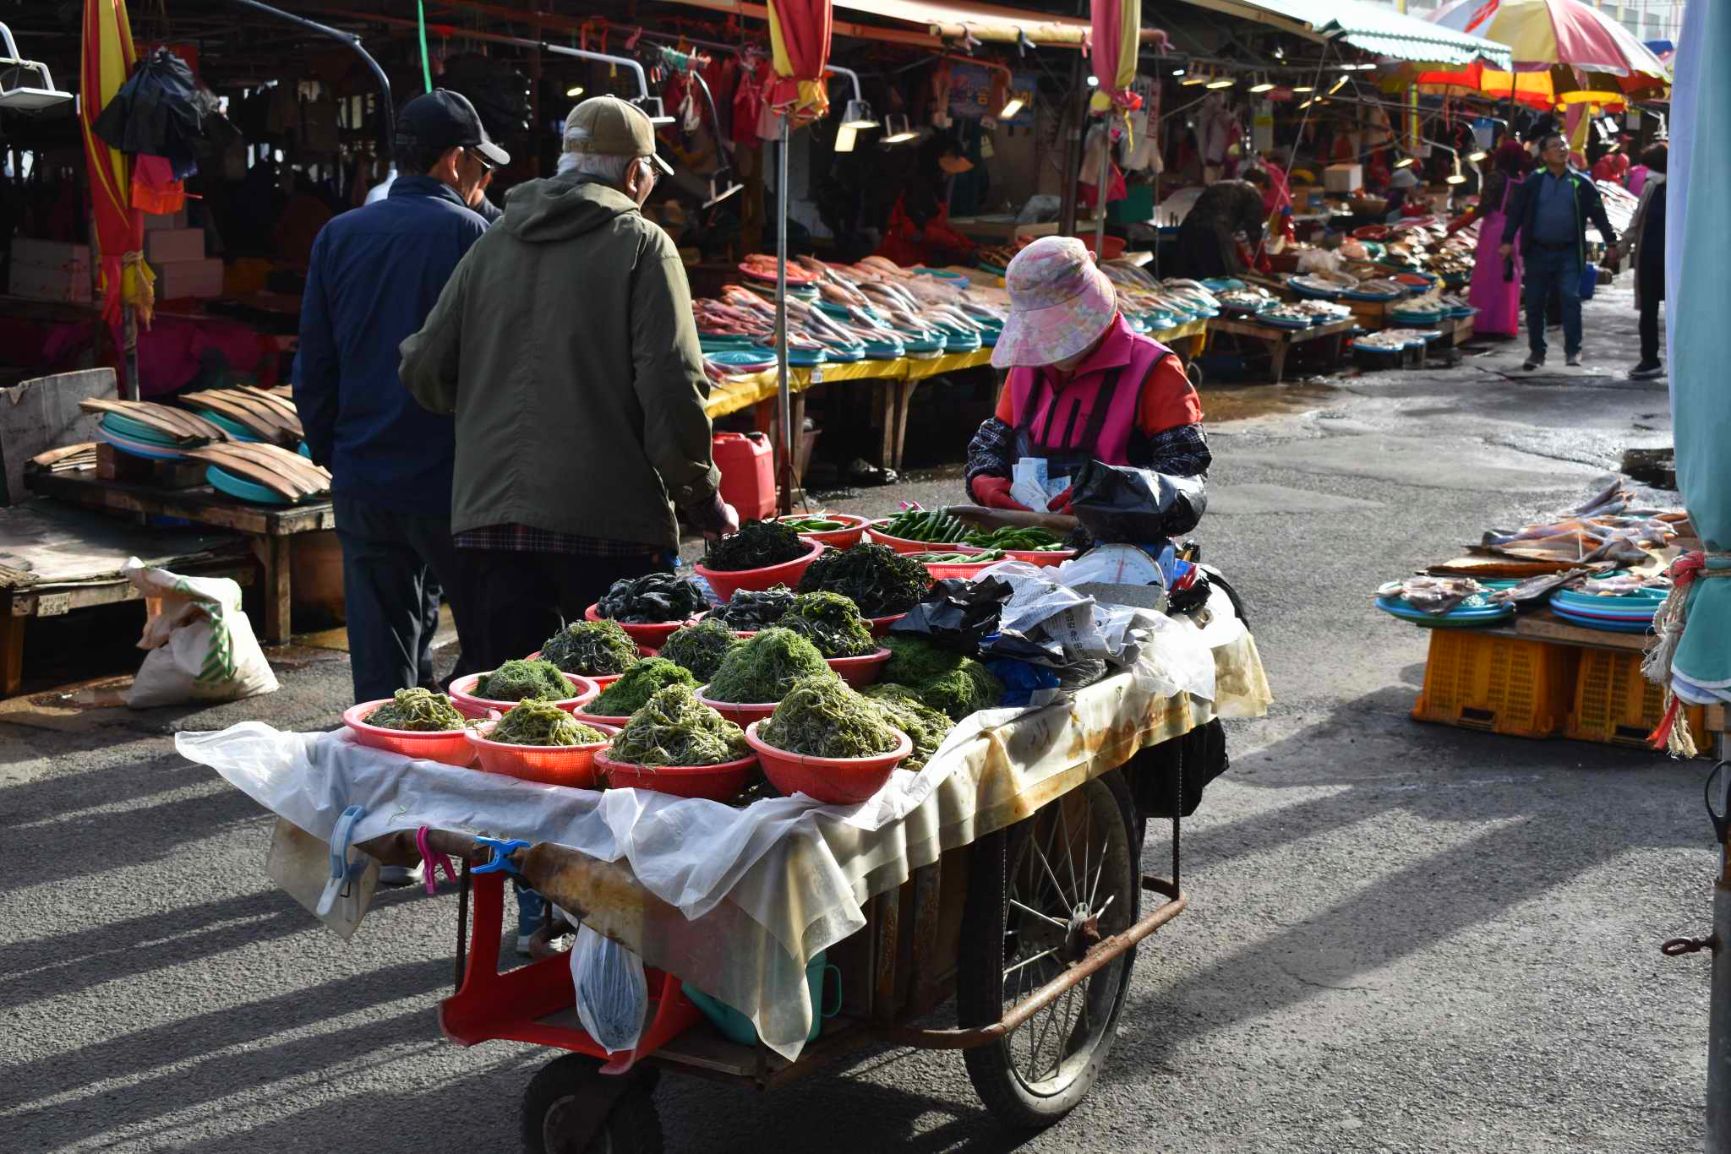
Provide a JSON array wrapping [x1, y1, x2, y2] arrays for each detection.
[[401, 96, 736, 670]]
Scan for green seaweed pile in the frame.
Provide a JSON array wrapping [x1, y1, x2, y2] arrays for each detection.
[[702, 519, 808, 572], [706, 627, 834, 704], [778, 591, 878, 658], [862, 684, 955, 771], [658, 618, 743, 682], [797, 542, 931, 617], [608, 684, 749, 767], [759, 675, 904, 759], [881, 635, 1003, 721], [491, 698, 608, 746], [589, 657, 698, 716], [478, 658, 573, 702], [712, 586, 796, 630], [539, 619, 639, 676], [364, 687, 465, 731]]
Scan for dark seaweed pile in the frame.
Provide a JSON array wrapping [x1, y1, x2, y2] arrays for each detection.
[[797, 542, 930, 617], [596, 572, 709, 623], [702, 519, 808, 572], [712, 586, 797, 630], [778, 591, 878, 658]]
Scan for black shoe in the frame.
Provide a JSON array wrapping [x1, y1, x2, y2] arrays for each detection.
[[1523, 355, 1545, 371], [1629, 360, 1664, 380], [1565, 351, 1582, 367]]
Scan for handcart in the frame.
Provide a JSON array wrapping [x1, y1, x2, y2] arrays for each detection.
[[184, 593, 1269, 1153], [356, 709, 1233, 1152]]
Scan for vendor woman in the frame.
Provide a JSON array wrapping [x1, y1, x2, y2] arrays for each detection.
[[965, 236, 1209, 519]]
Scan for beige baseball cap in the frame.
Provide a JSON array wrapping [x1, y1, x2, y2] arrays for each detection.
[[563, 95, 674, 175]]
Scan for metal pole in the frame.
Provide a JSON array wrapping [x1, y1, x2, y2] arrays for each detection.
[[1711, 734, 1731, 1151], [1058, 52, 1086, 237], [775, 115, 794, 514], [121, 303, 139, 401], [1093, 116, 1111, 257], [225, 0, 393, 149]]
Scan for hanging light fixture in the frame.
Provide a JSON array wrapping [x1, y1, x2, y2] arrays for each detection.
[[880, 114, 919, 145], [1328, 74, 1349, 95], [0, 23, 72, 110], [1446, 156, 1468, 185], [565, 84, 585, 98], [1206, 73, 1236, 89], [998, 94, 1025, 119], [840, 99, 878, 131], [834, 124, 859, 153], [704, 169, 744, 207], [1248, 74, 1275, 94], [1466, 148, 1488, 163], [1394, 155, 1416, 169], [1291, 83, 1314, 93]]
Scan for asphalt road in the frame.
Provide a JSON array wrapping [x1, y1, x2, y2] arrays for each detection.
[[0, 279, 1711, 1153]]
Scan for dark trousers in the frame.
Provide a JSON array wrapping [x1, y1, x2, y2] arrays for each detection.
[[456, 547, 668, 673], [1639, 294, 1663, 364], [334, 495, 476, 702], [1523, 245, 1582, 359]]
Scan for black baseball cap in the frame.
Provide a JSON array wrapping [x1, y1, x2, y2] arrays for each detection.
[[395, 89, 511, 168]]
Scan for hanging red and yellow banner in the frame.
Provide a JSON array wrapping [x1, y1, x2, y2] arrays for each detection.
[[78, 0, 154, 325], [1088, 0, 1140, 112], [766, 0, 832, 124]]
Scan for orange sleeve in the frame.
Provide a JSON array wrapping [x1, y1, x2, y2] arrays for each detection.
[[1137, 355, 1203, 435], [994, 381, 1015, 424]]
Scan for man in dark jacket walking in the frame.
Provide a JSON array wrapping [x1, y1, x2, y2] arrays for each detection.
[[1499, 132, 1618, 370], [296, 90, 505, 701], [400, 96, 736, 671]]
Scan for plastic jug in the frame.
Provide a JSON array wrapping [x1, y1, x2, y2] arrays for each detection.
[[713, 431, 776, 522]]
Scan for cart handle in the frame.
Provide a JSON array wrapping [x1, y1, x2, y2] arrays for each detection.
[[873, 874, 1186, 1052]]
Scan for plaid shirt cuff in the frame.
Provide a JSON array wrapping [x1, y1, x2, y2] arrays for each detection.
[[454, 524, 665, 559]]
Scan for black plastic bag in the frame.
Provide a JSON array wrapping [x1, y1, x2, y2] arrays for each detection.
[[93, 48, 211, 170], [1069, 461, 1207, 543], [888, 577, 1011, 655]]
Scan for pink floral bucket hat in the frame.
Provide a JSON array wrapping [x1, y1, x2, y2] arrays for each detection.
[[990, 236, 1118, 369]]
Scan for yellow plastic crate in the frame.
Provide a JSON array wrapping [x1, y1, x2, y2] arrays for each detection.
[[1566, 649, 1709, 750], [1412, 630, 1579, 738]]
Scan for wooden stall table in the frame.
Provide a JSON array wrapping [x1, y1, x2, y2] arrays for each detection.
[[1204, 315, 1355, 384], [26, 468, 332, 645], [0, 500, 253, 696]]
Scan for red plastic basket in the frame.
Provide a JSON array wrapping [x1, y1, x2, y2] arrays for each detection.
[[695, 687, 779, 727], [582, 604, 694, 653], [695, 539, 825, 601], [779, 512, 869, 551], [826, 647, 891, 688], [593, 751, 760, 800], [342, 701, 477, 766], [745, 721, 911, 805], [447, 671, 600, 721], [465, 720, 619, 788]]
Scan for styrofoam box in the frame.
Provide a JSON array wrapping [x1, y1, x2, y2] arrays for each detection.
[[7, 261, 92, 302], [144, 209, 190, 230], [144, 227, 205, 263], [1323, 164, 1363, 193], [154, 257, 224, 299], [11, 238, 91, 272]]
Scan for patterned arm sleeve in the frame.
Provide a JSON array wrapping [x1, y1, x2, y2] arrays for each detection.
[[1130, 422, 1212, 479], [965, 416, 1015, 490]]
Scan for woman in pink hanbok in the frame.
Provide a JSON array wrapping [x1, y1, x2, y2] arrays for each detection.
[[1447, 141, 1531, 337]]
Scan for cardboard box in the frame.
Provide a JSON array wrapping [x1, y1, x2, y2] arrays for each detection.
[[153, 257, 224, 299], [144, 209, 190, 231], [1323, 164, 1364, 193], [7, 239, 92, 302], [144, 227, 205, 263]]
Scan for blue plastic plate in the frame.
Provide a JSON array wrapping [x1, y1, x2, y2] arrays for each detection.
[[206, 464, 293, 505], [900, 335, 947, 355], [1201, 277, 1245, 294], [99, 411, 180, 446], [1376, 595, 1514, 627], [942, 332, 984, 352], [861, 340, 905, 359], [699, 335, 758, 351], [188, 409, 264, 442], [98, 425, 184, 461], [1551, 608, 1654, 633], [823, 344, 866, 362], [708, 350, 777, 369], [787, 347, 828, 367]]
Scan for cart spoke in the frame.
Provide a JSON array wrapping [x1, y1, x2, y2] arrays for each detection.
[[1003, 945, 1061, 980], [1009, 899, 1070, 933], [1059, 799, 1081, 909]]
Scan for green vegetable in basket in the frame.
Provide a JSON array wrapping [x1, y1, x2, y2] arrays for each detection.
[[590, 657, 698, 715], [780, 516, 850, 533], [760, 675, 903, 759], [907, 550, 1005, 564], [659, 618, 743, 682], [796, 541, 931, 616], [712, 585, 797, 630], [881, 635, 1003, 721], [862, 684, 955, 771], [478, 658, 573, 702], [963, 525, 1066, 552], [491, 698, 608, 746], [777, 591, 878, 658], [608, 683, 748, 767], [877, 506, 972, 544], [702, 519, 808, 572], [539, 619, 639, 676], [706, 627, 834, 704], [365, 687, 464, 732]]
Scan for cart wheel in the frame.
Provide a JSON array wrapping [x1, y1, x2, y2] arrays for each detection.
[[521, 1055, 662, 1154], [957, 771, 1140, 1129]]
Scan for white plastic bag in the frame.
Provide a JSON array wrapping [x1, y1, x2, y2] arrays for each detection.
[[124, 557, 278, 707], [571, 925, 648, 1055]]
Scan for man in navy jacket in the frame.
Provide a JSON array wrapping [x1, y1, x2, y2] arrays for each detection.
[[1500, 132, 1618, 370], [295, 91, 505, 701]]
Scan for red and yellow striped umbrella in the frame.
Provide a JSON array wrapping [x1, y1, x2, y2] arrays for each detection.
[[1089, 0, 1140, 112], [78, 0, 153, 326], [766, 0, 832, 124]]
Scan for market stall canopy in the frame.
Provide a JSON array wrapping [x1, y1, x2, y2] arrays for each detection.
[[1399, 59, 1665, 109], [667, 0, 1162, 48], [1174, 0, 1512, 68], [1429, 0, 1669, 79], [767, 0, 831, 121]]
